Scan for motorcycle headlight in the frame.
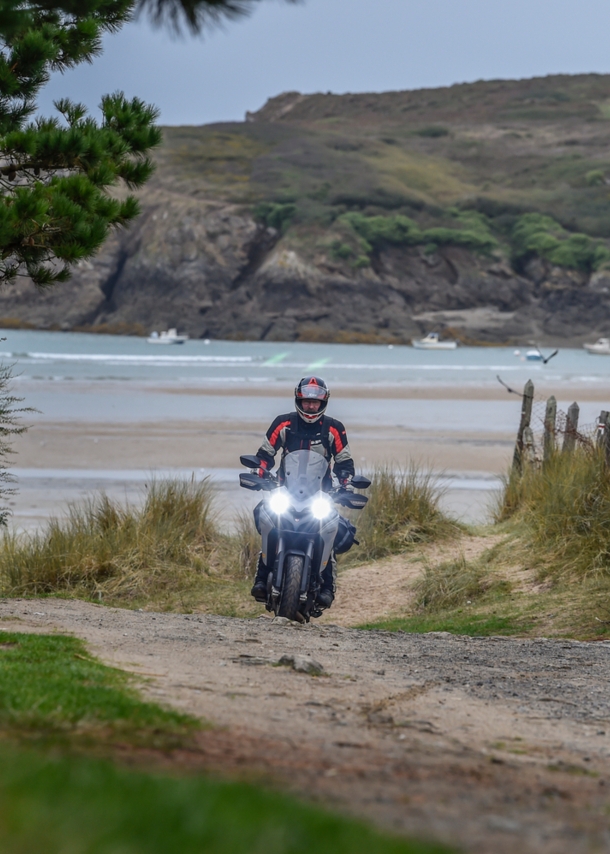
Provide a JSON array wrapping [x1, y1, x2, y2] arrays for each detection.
[[269, 490, 290, 515], [311, 495, 333, 520]]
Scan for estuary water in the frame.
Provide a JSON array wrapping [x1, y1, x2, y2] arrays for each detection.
[[2, 328, 610, 389], [3, 329, 610, 529]]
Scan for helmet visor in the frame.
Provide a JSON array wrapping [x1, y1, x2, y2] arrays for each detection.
[[296, 382, 328, 401]]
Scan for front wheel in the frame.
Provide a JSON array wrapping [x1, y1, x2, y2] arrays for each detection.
[[277, 554, 303, 621]]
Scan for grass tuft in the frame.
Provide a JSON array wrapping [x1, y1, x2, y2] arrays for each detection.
[[414, 554, 511, 611], [345, 465, 461, 564], [496, 447, 610, 580], [0, 479, 218, 604]]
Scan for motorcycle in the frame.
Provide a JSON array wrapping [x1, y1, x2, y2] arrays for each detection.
[[239, 450, 371, 623]]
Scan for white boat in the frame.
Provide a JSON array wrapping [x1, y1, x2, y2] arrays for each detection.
[[584, 337, 610, 355], [147, 328, 189, 345], [525, 349, 543, 361], [412, 332, 457, 350]]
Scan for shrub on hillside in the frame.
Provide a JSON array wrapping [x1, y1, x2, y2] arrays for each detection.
[[340, 210, 498, 256], [511, 213, 610, 272], [252, 202, 296, 232]]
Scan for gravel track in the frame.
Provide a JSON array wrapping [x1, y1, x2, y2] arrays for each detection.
[[2, 598, 610, 854]]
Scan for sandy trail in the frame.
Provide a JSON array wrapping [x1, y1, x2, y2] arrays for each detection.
[[324, 535, 503, 627], [1, 597, 609, 854]]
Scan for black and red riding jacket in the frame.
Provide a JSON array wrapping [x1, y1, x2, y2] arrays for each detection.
[[256, 412, 355, 488]]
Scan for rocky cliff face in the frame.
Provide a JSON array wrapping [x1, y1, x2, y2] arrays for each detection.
[[4, 74, 610, 344], [1, 191, 609, 345]]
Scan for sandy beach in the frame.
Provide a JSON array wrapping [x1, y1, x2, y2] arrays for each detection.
[[1, 326, 607, 532], [7, 377, 609, 531]]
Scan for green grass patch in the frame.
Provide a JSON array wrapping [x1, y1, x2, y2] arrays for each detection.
[[364, 611, 533, 636], [0, 743, 451, 854], [0, 632, 196, 746]]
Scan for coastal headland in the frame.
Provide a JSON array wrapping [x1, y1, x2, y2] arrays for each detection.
[[2, 74, 610, 345]]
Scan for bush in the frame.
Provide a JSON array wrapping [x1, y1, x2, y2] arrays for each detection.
[[344, 466, 461, 564], [511, 212, 610, 272], [252, 202, 296, 232], [329, 240, 353, 260], [340, 210, 498, 256]]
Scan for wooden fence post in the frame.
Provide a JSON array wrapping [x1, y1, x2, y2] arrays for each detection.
[[562, 402, 579, 454], [523, 426, 536, 466], [512, 379, 534, 474], [599, 411, 610, 465], [543, 395, 557, 464]]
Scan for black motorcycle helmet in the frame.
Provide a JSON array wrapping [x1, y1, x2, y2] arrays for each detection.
[[295, 376, 330, 424]]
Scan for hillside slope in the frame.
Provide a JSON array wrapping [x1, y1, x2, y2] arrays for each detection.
[[3, 73, 610, 344]]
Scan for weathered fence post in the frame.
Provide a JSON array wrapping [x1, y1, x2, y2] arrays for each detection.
[[562, 402, 580, 454], [598, 410, 610, 465], [512, 379, 534, 473], [543, 395, 557, 464], [523, 426, 536, 467]]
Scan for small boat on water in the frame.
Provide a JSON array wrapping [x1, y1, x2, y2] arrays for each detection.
[[147, 328, 189, 345], [411, 332, 458, 350], [525, 349, 543, 361], [584, 337, 610, 355]]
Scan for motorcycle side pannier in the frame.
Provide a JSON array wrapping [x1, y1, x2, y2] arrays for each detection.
[[334, 516, 358, 554]]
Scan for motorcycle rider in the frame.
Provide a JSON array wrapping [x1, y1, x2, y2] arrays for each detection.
[[250, 376, 355, 608]]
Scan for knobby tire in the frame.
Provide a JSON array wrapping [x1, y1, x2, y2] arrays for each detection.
[[278, 553, 303, 621]]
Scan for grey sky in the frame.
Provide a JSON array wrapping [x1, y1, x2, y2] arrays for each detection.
[[38, 0, 610, 126]]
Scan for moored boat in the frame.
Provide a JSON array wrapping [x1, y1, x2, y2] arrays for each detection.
[[584, 337, 610, 355], [147, 328, 189, 345], [412, 332, 457, 350]]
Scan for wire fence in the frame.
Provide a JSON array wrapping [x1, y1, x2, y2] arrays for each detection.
[[508, 379, 609, 470]]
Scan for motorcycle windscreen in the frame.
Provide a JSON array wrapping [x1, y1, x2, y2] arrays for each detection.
[[283, 450, 329, 500]]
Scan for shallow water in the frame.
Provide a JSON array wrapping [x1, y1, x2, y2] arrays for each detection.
[[3, 328, 610, 388]]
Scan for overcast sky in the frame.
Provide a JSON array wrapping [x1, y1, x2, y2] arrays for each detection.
[[38, 0, 610, 126]]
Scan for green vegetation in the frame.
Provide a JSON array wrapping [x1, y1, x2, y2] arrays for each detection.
[[0, 631, 194, 744], [0, 743, 450, 854], [511, 213, 610, 272], [413, 554, 510, 611], [0, 628, 449, 852], [497, 446, 610, 580], [0, 1, 161, 286], [365, 445, 610, 640], [155, 74, 610, 272], [339, 210, 498, 257], [253, 201, 296, 232], [0, 479, 259, 615], [344, 466, 461, 565]]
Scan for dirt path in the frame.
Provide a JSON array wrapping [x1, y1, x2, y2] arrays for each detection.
[[2, 597, 610, 854], [323, 535, 502, 627]]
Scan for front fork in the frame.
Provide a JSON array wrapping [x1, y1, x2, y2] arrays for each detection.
[[269, 536, 317, 609]]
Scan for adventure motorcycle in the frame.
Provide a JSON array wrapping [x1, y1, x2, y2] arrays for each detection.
[[239, 450, 371, 623]]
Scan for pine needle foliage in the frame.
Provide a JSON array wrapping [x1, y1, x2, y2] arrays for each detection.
[[0, 1, 161, 287], [138, 0, 300, 35]]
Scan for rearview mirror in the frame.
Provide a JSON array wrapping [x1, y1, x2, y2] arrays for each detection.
[[240, 454, 261, 469], [351, 474, 371, 490]]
